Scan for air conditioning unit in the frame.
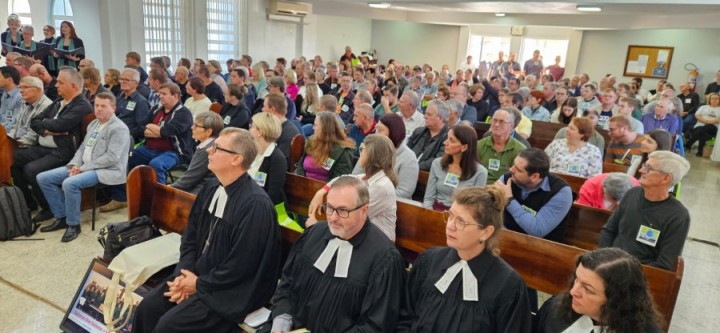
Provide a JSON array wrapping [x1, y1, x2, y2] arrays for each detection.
[[269, 0, 312, 17]]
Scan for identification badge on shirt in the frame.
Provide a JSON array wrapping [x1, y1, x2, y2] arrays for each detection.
[[443, 173, 460, 188], [127, 101, 136, 111], [341, 105, 349, 112], [406, 128, 413, 137], [322, 158, 335, 170], [488, 159, 501, 171], [631, 155, 643, 165], [685, 98, 691, 104], [159, 120, 165, 127], [521, 205, 538, 216], [331, 83, 337, 90], [567, 163, 580, 175], [253, 171, 267, 187], [86, 131, 98, 147], [224, 115, 231, 125], [636, 225, 661, 247]]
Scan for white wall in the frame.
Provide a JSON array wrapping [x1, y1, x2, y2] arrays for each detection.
[[577, 29, 720, 100], [313, 15, 372, 63], [370, 20, 461, 69]]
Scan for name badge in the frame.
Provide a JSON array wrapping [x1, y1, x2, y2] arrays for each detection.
[[636, 225, 661, 247], [443, 173, 460, 188], [331, 83, 337, 90], [630, 155, 643, 165], [406, 128, 413, 137], [159, 120, 165, 127], [253, 171, 267, 187], [127, 101, 136, 111], [224, 115, 231, 125], [86, 131, 98, 147], [521, 205, 538, 216], [685, 98, 691, 104], [566, 163, 580, 175], [341, 105, 349, 112], [322, 158, 335, 170], [488, 159, 501, 171]]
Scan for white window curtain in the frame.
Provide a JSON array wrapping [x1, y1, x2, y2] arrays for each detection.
[[206, 0, 237, 62], [143, 0, 186, 66]]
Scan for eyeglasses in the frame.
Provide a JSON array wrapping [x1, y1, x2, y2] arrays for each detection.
[[191, 123, 205, 129], [443, 211, 484, 231], [119, 78, 137, 82], [19, 85, 40, 90], [210, 143, 239, 155], [641, 162, 667, 174], [491, 118, 512, 125], [322, 203, 364, 218]]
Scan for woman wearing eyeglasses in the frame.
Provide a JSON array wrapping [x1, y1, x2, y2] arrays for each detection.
[[170, 112, 224, 194], [397, 186, 532, 332], [423, 125, 487, 211], [535, 248, 662, 333], [306, 134, 398, 241]]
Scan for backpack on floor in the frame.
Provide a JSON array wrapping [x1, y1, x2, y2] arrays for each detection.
[[0, 185, 38, 241]]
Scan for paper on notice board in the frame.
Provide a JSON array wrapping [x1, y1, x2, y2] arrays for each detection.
[[657, 50, 669, 63]]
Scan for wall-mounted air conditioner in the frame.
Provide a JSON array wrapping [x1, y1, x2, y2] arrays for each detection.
[[269, 0, 312, 17]]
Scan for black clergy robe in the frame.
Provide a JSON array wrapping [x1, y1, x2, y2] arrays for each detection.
[[270, 221, 404, 332], [397, 247, 532, 333], [534, 296, 663, 333], [133, 174, 281, 333]]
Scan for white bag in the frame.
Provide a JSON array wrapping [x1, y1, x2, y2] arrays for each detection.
[[103, 232, 182, 331], [711, 126, 720, 161]]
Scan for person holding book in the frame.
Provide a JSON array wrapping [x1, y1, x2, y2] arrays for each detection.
[[41, 25, 58, 76], [52, 21, 85, 70], [18, 25, 38, 56]]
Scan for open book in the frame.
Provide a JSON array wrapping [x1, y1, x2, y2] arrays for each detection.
[[2, 42, 55, 59], [54, 46, 85, 59]]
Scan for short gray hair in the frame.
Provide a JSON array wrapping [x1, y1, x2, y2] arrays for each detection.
[[330, 176, 369, 207], [355, 90, 373, 104], [59, 68, 84, 90], [602, 173, 636, 201], [121, 68, 140, 82], [355, 103, 374, 118], [20, 76, 43, 89], [219, 128, 258, 170], [497, 107, 520, 127], [268, 76, 286, 92], [648, 151, 690, 186], [446, 99, 463, 117], [428, 100, 448, 123], [658, 98, 675, 112], [402, 90, 419, 108], [21, 25, 34, 34]]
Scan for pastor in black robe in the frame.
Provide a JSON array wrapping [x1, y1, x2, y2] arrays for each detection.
[[397, 247, 532, 333], [269, 221, 404, 332], [534, 296, 663, 333], [132, 174, 282, 333]]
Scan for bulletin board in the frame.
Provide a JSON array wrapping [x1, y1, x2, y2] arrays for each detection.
[[623, 45, 674, 79]]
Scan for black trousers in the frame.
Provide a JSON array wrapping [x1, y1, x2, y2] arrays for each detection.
[[687, 124, 718, 153], [132, 281, 240, 333], [11, 146, 67, 210]]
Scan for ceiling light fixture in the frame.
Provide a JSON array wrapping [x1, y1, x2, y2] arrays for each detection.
[[495, 12, 506, 17], [368, 2, 391, 9], [576, 5, 602, 12]]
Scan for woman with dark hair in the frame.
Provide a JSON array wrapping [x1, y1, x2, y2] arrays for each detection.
[[628, 129, 673, 179], [535, 248, 662, 333], [295, 111, 355, 182], [170, 112, 224, 194], [424, 125, 488, 211], [307, 134, 399, 240], [546, 117, 603, 178], [398, 186, 532, 332], [522, 90, 551, 121], [551, 97, 577, 125], [218, 83, 251, 129], [184, 77, 211, 118], [52, 21, 85, 69], [354, 113, 419, 199]]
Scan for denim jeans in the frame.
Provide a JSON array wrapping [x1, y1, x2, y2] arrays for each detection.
[[37, 167, 99, 226], [128, 146, 180, 184]]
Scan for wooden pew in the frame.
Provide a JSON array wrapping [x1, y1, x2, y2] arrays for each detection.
[[603, 162, 630, 174], [0, 126, 16, 185], [411, 171, 429, 202], [564, 203, 611, 250], [289, 134, 305, 172], [473, 122, 490, 140], [552, 172, 586, 194], [210, 102, 222, 114], [528, 121, 567, 149], [126, 167, 682, 332]]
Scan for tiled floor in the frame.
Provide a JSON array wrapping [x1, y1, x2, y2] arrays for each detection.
[[1, 155, 718, 332]]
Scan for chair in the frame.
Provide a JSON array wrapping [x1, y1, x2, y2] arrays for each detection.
[[165, 164, 189, 184]]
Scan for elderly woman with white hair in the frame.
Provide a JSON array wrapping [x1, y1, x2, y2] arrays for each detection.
[[2, 14, 22, 56], [576, 172, 640, 210], [599, 150, 691, 270]]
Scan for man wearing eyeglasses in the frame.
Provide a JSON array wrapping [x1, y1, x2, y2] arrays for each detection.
[[134, 128, 282, 332], [476, 108, 527, 183], [115, 68, 151, 143], [599, 151, 691, 271], [268, 176, 404, 332], [8, 76, 52, 144]]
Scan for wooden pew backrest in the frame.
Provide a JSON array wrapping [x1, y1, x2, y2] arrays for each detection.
[[564, 203, 610, 250], [0, 126, 16, 185], [412, 171, 429, 202], [127, 166, 195, 233], [603, 162, 630, 174], [289, 134, 305, 172]]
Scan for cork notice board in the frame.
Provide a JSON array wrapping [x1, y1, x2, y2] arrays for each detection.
[[623, 45, 674, 79]]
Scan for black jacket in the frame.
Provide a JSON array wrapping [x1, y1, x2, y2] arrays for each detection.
[[30, 94, 92, 161], [146, 102, 195, 164], [407, 125, 449, 171]]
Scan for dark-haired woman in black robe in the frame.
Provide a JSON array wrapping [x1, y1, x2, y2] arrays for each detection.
[[397, 186, 532, 333]]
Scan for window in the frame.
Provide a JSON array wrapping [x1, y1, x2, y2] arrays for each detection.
[[520, 38, 569, 69], [143, 0, 186, 66], [10, 0, 32, 27], [467, 35, 512, 65], [52, 0, 74, 29], [206, 0, 237, 62]]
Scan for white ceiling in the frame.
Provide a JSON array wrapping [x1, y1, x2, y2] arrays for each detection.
[[301, 0, 720, 29]]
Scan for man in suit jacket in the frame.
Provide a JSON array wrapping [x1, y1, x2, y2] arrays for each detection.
[[36, 92, 131, 242]]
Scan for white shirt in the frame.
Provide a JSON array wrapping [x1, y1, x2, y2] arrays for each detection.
[[184, 96, 212, 119], [403, 111, 426, 138]]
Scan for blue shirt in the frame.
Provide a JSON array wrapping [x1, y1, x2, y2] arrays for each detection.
[[116, 91, 151, 142], [641, 113, 680, 136], [500, 175, 574, 238], [522, 105, 551, 122], [0, 87, 23, 132]]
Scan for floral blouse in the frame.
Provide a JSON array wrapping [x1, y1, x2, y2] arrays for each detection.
[[545, 139, 602, 178]]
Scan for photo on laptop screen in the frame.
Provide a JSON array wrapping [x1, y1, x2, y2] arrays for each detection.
[[60, 259, 150, 333]]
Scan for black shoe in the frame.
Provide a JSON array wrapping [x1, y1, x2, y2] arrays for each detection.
[[61, 225, 81, 243], [32, 209, 54, 223], [40, 218, 68, 233], [696, 151, 703, 157]]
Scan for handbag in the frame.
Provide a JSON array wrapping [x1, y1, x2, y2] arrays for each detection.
[[97, 215, 161, 261], [103, 233, 182, 331]]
